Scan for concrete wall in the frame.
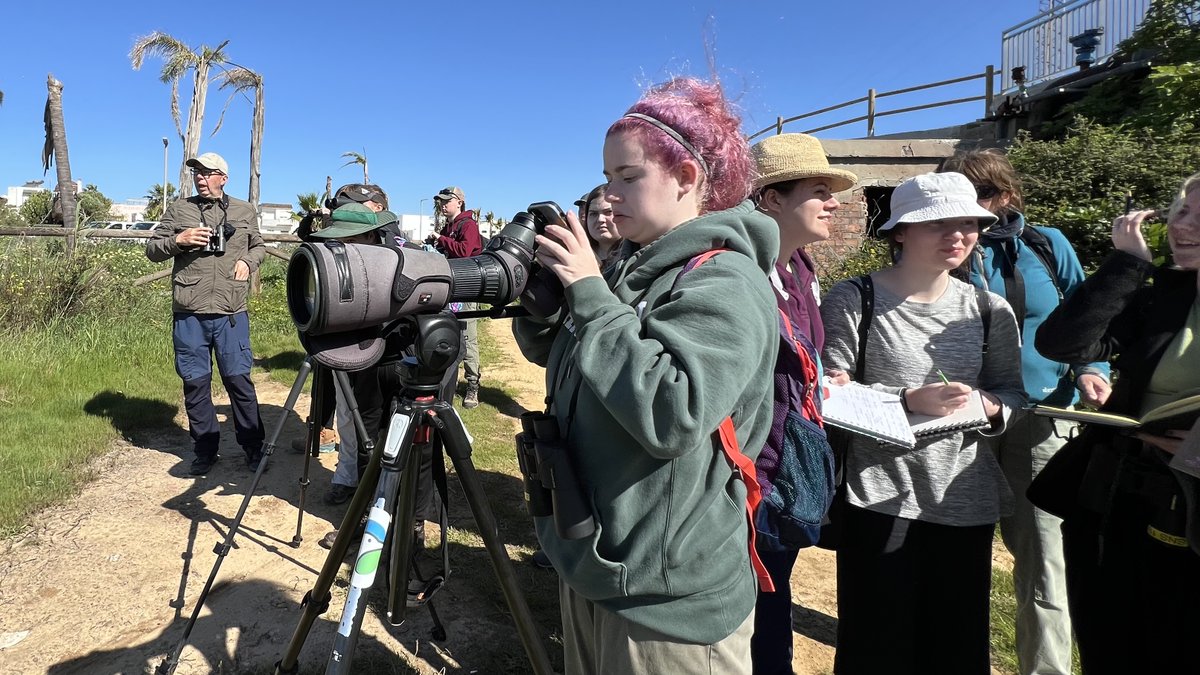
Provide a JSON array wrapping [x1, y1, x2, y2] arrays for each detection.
[[803, 137, 981, 277]]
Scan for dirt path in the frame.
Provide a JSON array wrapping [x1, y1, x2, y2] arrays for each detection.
[[0, 320, 1006, 674]]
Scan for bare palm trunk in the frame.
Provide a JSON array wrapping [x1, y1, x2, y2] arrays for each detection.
[[46, 75, 76, 255], [248, 82, 264, 209], [178, 65, 211, 199]]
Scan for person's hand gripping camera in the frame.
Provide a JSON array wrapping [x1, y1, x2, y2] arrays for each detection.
[[534, 211, 602, 288]]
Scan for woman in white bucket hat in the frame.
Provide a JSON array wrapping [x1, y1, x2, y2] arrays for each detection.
[[819, 171, 1026, 674]]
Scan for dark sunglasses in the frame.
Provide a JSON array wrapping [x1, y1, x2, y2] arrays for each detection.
[[974, 184, 1001, 200]]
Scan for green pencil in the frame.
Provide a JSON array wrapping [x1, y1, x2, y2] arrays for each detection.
[[936, 369, 951, 385]]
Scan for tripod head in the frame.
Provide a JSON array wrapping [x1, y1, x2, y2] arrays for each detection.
[[378, 312, 462, 394]]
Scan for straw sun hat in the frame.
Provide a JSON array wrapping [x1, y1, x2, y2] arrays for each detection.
[[751, 133, 858, 193]]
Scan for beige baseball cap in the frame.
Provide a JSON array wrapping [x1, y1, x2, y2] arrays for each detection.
[[186, 152, 229, 175], [435, 186, 465, 202]]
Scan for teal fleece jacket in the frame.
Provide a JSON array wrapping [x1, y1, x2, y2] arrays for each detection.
[[513, 200, 779, 644]]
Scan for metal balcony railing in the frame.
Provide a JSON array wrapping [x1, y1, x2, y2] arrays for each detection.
[[747, 68, 997, 140], [1001, 0, 1152, 94]]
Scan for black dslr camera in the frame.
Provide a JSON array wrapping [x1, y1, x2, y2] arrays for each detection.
[[516, 411, 596, 540]]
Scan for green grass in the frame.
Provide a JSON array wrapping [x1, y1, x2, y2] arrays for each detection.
[[990, 559, 1082, 675], [990, 567, 1020, 675], [0, 242, 299, 535]]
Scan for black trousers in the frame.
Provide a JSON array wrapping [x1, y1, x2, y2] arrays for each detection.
[[1063, 494, 1200, 675], [183, 373, 263, 458], [752, 546, 801, 674], [834, 504, 994, 675]]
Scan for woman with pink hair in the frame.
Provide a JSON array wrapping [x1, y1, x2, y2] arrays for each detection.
[[513, 77, 780, 673]]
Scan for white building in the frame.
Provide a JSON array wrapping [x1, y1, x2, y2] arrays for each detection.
[[3, 179, 86, 209], [110, 199, 150, 222], [259, 202, 294, 236], [396, 214, 436, 243]]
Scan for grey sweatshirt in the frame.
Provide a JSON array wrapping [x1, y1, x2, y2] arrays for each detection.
[[820, 275, 1027, 526]]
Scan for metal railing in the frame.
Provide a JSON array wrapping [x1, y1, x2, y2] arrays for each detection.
[[1000, 0, 1152, 94], [748, 67, 997, 141]]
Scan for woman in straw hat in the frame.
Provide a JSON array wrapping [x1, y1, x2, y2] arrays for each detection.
[[819, 172, 1025, 674], [748, 133, 858, 674], [513, 77, 779, 673]]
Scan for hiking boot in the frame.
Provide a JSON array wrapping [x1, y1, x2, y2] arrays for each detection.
[[463, 382, 480, 409], [319, 524, 364, 551], [189, 455, 218, 476], [324, 483, 356, 506], [244, 448, 266, 472]]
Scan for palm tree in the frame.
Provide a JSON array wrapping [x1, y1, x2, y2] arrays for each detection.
[[341, 150, 368, 183], [215, 66, 264, 209], [143, 183, 177, 221], [130, 33, 230, 199], [294, 192, 321, 220], [43, 74, 77, 253]]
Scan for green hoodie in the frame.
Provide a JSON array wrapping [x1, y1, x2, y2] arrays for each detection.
[[513, 200, 779, 643]]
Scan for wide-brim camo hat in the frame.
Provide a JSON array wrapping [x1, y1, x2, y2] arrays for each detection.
[[311, 203, 380, 239], [751, 133, 858, 193], [878, 171, 999, 233]]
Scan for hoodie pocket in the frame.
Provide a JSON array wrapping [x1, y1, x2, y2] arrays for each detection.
[[543, 516, 629, 600]]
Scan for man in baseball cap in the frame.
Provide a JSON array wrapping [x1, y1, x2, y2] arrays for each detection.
[[147, 150, 266, 476], [185, 152, 229, 176], [429, 185, 483, 408]]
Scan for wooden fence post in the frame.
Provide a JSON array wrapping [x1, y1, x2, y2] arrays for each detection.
[[867, 89, 876, 137]]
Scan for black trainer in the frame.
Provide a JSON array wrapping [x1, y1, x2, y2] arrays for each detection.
[[324, 483, 356, 506], [189, 455, 218, 476]]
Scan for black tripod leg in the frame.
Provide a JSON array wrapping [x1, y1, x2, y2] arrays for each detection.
[[431, 401, 555, 675], [385, 428, 421, 626], [291, 361, 328, 546], [275, 385, 415, 675], [154, 358, 313, 675]]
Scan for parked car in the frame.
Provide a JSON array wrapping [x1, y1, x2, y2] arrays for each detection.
[[81, 221, 159, 243]]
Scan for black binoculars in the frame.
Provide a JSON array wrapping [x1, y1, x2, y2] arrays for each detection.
[[516, 411, 596, 540], [204, 222, 235, 255]]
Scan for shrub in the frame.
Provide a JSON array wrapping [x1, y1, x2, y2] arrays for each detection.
[[1007, 117, 1200, 270], [818, 237, 891, 292]]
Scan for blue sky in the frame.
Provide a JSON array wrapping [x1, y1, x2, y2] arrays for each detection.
[[0, 1, 1039, 222]]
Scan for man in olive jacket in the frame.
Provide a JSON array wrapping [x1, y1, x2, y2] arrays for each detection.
[[146, 152, 266, 476]]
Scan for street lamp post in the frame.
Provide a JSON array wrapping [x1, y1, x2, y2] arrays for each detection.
[[418, 198, 427, 240], [161, 137, 169, 219]]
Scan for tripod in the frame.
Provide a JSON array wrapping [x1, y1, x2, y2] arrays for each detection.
[[274, 312, 553, 675], [154, 350, 359, 674]]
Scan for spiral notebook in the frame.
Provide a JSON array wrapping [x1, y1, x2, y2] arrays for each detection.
[[822, 383, 990, 448], [906, 390, 991, 438], [821, 382, 917, 449]]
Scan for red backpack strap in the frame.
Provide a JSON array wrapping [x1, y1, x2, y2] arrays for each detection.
[[718, 416, 775, 593], [778, 308, 823, 425], [680, 248, 774, 592]]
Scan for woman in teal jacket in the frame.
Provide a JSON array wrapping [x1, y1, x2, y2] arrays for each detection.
[[942, 150, 1111, 675], [513, 77, 778, 674]]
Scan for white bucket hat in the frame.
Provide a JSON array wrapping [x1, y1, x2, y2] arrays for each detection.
[[878, 172, 998, 232]]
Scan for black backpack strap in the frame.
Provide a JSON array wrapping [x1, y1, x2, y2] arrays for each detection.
[[1019, 225, 1062, 299], [974, 286, 992, 356], [850, 275, 874, 381]]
